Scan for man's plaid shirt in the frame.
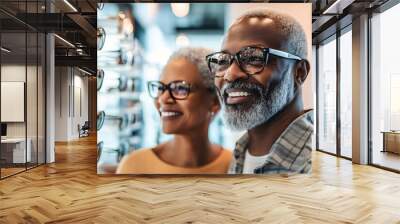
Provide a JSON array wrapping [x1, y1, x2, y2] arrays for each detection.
[[228, 110, 314, 174]]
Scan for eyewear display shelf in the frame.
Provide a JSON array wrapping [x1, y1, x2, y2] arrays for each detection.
[[97, 5, 144, 174]]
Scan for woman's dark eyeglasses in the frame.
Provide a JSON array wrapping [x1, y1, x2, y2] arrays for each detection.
[[206, 46, 302, 78], [147, 80, 192, 100]]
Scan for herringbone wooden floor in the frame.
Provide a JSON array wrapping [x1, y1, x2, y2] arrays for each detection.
[[1, 135, 400, 224]]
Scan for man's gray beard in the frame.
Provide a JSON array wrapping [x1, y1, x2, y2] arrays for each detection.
[[220, 73, 295, 132]]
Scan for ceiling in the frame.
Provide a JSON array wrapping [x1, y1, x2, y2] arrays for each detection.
[[1, 0, 397, 71], [0, 0, 97, 73], [312, 0, 391, 44]]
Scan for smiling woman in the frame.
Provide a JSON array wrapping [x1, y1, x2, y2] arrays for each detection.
[[116, 47, 232, 174]]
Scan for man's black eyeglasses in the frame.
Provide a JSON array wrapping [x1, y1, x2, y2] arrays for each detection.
[[147, 80, 192, 100], [206, 46, 302, 78]]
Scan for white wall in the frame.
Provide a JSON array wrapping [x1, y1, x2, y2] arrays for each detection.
[[1, 64, 46, 163], [1, 65, 26, 140], [55, 66, 69, 141], [76, 74, 89, 121], [226, 3, 313, 109], [312, 45, 317, 150], [54, 67, 89, 141], [352, 14, 369, 164], [72, 73, 89, 138], [45, 4, 56, 164], [1, 65, 37, 137]]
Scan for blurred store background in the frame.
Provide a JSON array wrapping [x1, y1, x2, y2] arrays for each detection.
[[96, 3, 312, 174]]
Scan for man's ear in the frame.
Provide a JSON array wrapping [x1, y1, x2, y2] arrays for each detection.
[[294, 59, 310, 85]]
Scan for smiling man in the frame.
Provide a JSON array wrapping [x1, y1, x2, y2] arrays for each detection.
[[206, 9, 313, 174]]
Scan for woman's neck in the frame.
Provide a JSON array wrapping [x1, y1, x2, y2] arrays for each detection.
[[158, 128, 220, 167]]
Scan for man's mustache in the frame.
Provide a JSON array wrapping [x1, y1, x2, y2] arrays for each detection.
[[219, 79, 265, 101]]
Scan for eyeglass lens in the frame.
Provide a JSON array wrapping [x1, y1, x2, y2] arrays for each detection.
[[148, 81, 190, 99], [208, 47, 266, 76]]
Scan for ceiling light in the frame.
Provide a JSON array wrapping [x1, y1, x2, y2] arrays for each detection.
[[63, 0, 78, 12], [1, 47, 11, 53], [322, 0, 354, 15], [78, 67, 93, 76], [171, 3, 190, 18], [54, 34, 75, 48], [176, 33, 189, 47]]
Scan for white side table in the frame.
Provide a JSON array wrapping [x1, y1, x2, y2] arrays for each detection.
[[1, 138, 32, 163]]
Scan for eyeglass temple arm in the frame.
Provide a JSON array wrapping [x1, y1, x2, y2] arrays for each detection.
[[268, 48, 302, 60]]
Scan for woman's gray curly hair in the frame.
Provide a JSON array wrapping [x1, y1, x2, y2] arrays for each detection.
[[167, 47, 215, 92]]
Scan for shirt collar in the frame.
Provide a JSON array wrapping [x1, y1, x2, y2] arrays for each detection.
[[233, 131, 249, 160], [264, 110, 314, 171], [233, 110, 314, 172]]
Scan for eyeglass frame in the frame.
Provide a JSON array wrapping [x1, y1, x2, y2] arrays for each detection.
[[206, 46, 302, 78], [147, 80, 195, 100], [147, 80, 215, 100]]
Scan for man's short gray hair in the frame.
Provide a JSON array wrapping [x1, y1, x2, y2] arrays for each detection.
[[167, 47, 215, 90], [232, 8, 308, 59]]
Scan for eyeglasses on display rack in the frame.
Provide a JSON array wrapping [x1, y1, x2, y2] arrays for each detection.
[[97, 141, 130, 162], [119, 97, 141, 108], [97, 27, 106, 51], [206, 46, 302, 77], [98, 49, 135, 66], [97, 110, 140, 131], [97, 5, 144, 170], [97, 3, 104, 10], [97, 141, 104, 161], [97, 69, 104, 91], [105, 76, 140, 92], [97, 111, 105, 131]]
